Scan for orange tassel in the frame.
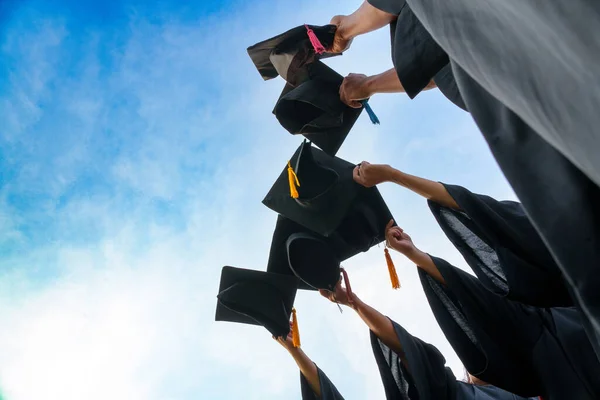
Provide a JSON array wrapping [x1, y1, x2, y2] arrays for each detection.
[[287, 161, 300, 199], [385, 248, 401, 289], [291, 308, 301, 347]]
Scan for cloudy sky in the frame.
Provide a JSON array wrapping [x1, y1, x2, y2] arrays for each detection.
[[0, 0, 517, 399]]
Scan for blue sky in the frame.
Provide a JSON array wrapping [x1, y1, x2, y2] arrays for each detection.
[[0, 0, 516, 399]]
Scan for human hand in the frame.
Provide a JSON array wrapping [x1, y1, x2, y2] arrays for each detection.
[[329, 15, 354, 53], [385, 220, 418, 256], [353, 161, 392, 187], [274, 324, 297, 352], [339, 73, 372, 108], [319, 280, 356, 308]]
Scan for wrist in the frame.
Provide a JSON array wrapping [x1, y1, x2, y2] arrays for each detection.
[[405, 248, 427, 264], [287, 346, 303, 358], [364, 75, 379, 97], [380, 164, 397, 182], [350, 294, 363, 312]]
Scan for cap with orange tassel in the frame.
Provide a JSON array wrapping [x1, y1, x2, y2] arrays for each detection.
[[291, 307, 301, 347], [287, 161, 300, 199], [385, 246, 401, 289]]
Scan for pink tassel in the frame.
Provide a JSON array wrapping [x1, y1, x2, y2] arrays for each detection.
[[305, 24, 326, 54]]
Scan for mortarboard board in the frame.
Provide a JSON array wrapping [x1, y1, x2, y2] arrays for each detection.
[[247, 24, 338, 83], [215, 266, 299, 339], [267, 215, 359, 291], [263, 140, 359, 237], [286, 231, 341, 291], [264, 141, 402, 288]]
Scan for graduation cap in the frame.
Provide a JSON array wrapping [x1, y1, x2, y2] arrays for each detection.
[[248, 25, 380, 156], [215, 266, 301, 345], [247, 24, 338, 82], [263, 141, 401, 288], [273, 61, 367, 156]]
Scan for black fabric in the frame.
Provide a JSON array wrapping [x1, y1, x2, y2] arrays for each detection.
[[368, 0, 448, 98], [370, 319, 535, 400], [427, 184, 570, 307], [286, 232, 341, 291], [263, 142, 393, 248], [404, 0, 600, 189], [214, 266, 298, 338], [300, 365, 345, 400], [266, 215, 359, 291], [450, 62, 600, 359], [379, 0, 600, 358], [247, 24, 338, 82], [368, 0, 407, 15], [273, 61, 363, 156], [455, 382, 537, 400], [433, 64, 466, 111], [421, 257, 600, 399], [371, 321, 455, 399]]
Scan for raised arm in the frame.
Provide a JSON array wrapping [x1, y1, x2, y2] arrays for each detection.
[[353, 162, 459, 209], [276, 331, 321, 398], [328, 1, 397, 53], [384, 219, 446, 285], [340, 69, 437, 108], [319, 281, 405, 362]]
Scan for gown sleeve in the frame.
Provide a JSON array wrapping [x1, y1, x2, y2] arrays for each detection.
[[300, 364, 345, 400], [419, 257, 542, 397], [432, 64, 467, 111], [421, 257, 600, 399], [368, 0, 449, 98], [427, 184, 571, 307], [370, 319, 457, 400]]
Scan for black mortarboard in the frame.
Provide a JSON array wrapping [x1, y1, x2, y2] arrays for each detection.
[[286, 231, 341, 291], [215, 266, 298, 338], [247, 24, 338, 83], [264, 142, 401, 289], [273, 61, 364, 156], [267, 215, 353, 291], [264, 140, 391, 237]]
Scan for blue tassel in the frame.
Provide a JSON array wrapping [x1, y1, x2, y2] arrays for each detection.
[[361, 100, 380, 125]]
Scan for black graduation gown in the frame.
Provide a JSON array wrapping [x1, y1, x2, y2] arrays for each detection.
[[433, 64, 466, 111], [371, 319, 537, 400], [404, 0, 600, 188], [420, 257, 600, 399], [300, 365, 344, 400], [427, 184, 570, 308], [367, 0, 600, 358]]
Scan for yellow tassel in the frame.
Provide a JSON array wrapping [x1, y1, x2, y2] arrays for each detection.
[[385, 248, 401, 289], [291, 308, 301, 348], [287, 161, 300, 199]]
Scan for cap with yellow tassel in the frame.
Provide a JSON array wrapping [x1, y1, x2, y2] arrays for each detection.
[[291, 307, 301, 347], [385, 246, 401, 289], [287, 161, 300, 199]]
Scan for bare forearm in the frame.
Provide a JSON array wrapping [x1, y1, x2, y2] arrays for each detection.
[[403, 249, 445, 285], [288, 348, 321, 398], [352, 296, 403, 355], [341, 1, 397, 39], [366, 68, 405, 94], [385, 167, 459, 209]]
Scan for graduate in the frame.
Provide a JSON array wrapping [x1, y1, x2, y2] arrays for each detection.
[[316, 270, 537, 400], [274, 326, 344, 400], [382, 221, 600, 399], [326, 0, 600, 357], [351, 161, 571, 308], [214, 266, 343, 399]]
